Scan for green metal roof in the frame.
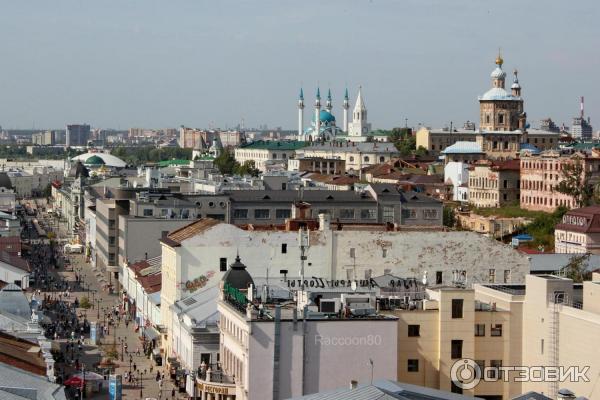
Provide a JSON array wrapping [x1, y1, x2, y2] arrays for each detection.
[[241, 140, 307, 151], [157, 159, 190, 167]]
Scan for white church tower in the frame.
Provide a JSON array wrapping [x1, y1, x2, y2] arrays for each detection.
[[347, 87, 371, 139]]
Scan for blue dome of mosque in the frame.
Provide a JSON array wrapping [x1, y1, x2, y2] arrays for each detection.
[[313, 110, 336, 123]]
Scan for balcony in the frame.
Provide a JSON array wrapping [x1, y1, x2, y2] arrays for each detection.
[[195, 364, 236, 397]]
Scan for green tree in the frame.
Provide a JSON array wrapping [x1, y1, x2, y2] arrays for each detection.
[[560, 254, 591, 283], [525, 206, 568, 249], [557, 157, 593, 208], [443, 206, 456, 228], [214, 149, 238, 175], [234, 160, 260, 177], [42, 183, 52, 198], [389, 127, 416, 156]]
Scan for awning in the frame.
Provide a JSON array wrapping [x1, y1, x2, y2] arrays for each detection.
[[144, 326, 160, 341]]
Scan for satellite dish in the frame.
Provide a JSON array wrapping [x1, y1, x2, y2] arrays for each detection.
[[351, 280, 357, 291]]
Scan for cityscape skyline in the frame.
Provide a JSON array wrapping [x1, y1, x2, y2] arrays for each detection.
[[0, 0, 598, 131]]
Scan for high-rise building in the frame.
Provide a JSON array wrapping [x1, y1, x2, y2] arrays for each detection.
[[65, 124, 91, 147], [571, 96, 593, 140]]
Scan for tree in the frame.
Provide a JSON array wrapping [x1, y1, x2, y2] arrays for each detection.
[[443, 206, 456, 228], [557, 158, 593, 208], [235, 160, 260, 177], [214, 149, 238, 175], [525, 206, 568, 249], [560, 254, 591, 283], [389, 127, 416, 156], [42, 183, 52, 198]]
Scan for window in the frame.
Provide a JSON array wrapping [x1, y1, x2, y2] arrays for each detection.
[[109, 253, 116, 264], [452, 299, 464, 319], [382, 248, 387, 258], [364, 269, 372, 279], [349, 156, 354, 162], [339, 209, 355, 219], [383, 206, 394, 222], [276, 209, 291, 219], [407, 359, 419, 372], [451, 340, 463, 359], [436, 271, 443, 284], [498, 114, 504, 124], [349, 248, 356, 258], [541, 339, 544, 354], [360, 209, 376, 219], [403, 209, 418, 219], [254, 209, 270, 219], [379, 156, 385, 162], [423, 209, 438, 219], [488, 360, 502, 380], [491, 324, 503, 337], [475, 324, 485, 337], [503, 270, 511, 283], [488, 269, 496, 283], [363, 156, 370, 163], [109, 220, 115, 229], [408, 325, 420, 337], [143, 208, 153, 216], [220, 258, 227, 272], [233, 209, 248, 219], [317, 209, 332, 216], [109, 236, 116, 245], [281, 243, 287, 254]]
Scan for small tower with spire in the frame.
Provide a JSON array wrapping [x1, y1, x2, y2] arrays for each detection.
[[511, 69, 521, 97], [342, 88, 350, 132], [314, 88, 322, 138], [491, 49, 506, 89], [347, 86, 371, 139], [297, 88, 304, 138], [325, 89, 333, 112]]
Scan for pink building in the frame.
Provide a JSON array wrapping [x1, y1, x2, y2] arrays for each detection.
[[520, 151, 600, 212]]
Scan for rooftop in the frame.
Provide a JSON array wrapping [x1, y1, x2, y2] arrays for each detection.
[[441, 141, 483, 154], [240, 140, 308, 151]]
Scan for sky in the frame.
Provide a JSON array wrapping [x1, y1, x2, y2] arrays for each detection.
[[0, 0, 599, 131]]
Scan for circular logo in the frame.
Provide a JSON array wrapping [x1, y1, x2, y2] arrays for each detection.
[[450, 358, 481, 390]]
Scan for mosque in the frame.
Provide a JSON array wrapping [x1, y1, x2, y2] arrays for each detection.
[[297, 87, 372, 142]]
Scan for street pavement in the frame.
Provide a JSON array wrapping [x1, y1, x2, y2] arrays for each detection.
[[29, 206, 186, 400]]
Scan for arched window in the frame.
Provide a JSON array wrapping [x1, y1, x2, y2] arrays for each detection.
[[349, 156, 354, 162], [364, 156, 370, 163]]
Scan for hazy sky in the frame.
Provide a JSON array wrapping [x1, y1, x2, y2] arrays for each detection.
[[0, 0, 598, 131]]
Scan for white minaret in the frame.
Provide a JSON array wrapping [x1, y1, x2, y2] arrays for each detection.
[[314, 88, 321, 140], [325, 89, 332, 112], [347, 86, 371, 138], [343, 88, 350, 132], [298, 88, 304, 138]]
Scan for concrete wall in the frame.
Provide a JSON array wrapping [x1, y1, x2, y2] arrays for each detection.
[[118, 216, 191, 266], [248, 318, 397, 400]]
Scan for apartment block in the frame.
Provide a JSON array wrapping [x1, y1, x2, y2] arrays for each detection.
[[520, 151, 600, 212]]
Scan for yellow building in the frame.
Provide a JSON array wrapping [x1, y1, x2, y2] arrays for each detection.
[[386, 274, 600, 399]]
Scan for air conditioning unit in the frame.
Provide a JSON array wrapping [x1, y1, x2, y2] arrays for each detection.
[[319, 299, 340, 314]]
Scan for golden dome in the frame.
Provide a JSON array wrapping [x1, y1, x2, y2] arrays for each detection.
[[495, 48, 503, 66]]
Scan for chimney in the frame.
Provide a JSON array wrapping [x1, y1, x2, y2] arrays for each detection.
[[350, 380, 358, 390], [318, 213, 331, 231]]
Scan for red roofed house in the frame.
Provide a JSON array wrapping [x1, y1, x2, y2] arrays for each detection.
[[555, 206, 600, 254]]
